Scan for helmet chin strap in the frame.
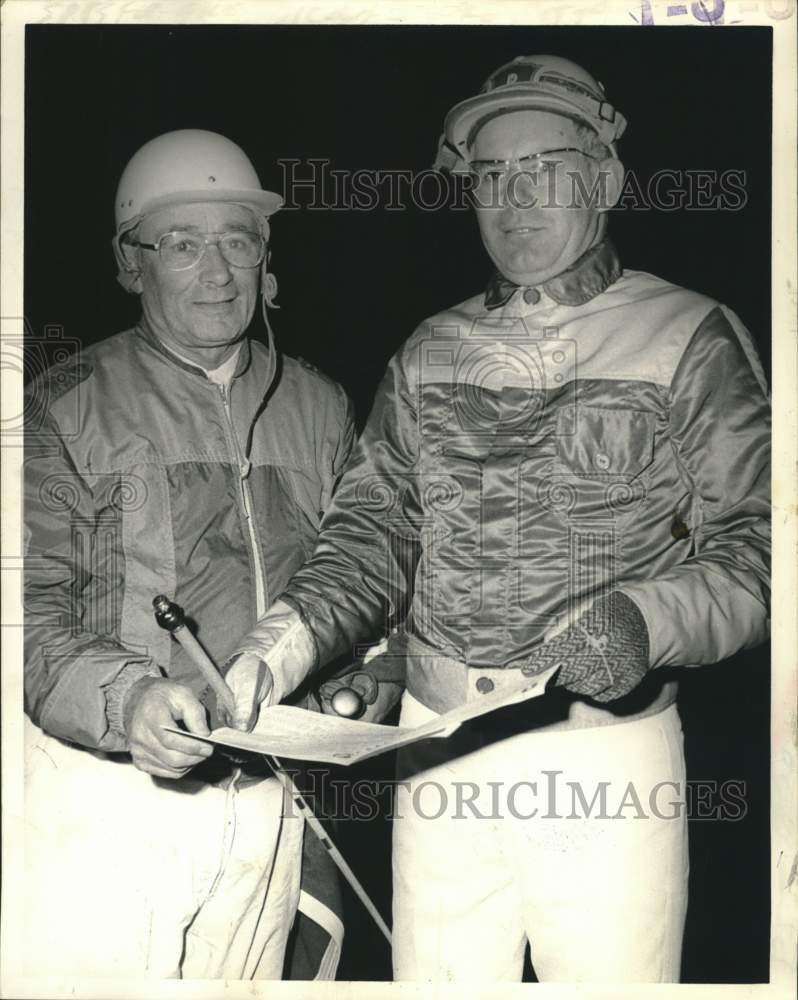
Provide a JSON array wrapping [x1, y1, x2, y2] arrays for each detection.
[[260, 245, 280, 353], [257, 240, 282, 398], [261, 250, 279, 311]]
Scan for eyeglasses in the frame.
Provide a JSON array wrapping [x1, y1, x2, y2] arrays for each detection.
[[125, 230, 266, 271], [468, 147, 600, 188]]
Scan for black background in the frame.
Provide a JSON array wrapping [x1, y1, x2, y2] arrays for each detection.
[[25, 24, 772, 983]]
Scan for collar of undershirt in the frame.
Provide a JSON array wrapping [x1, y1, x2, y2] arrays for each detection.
[[160, 340, 244, 387]]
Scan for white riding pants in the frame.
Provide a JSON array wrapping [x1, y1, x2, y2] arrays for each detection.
[[392, 698, 689, 983], [23, 716, 303, 980]]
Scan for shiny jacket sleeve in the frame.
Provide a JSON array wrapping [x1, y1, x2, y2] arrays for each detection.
[[24, 409, 160, 751], [619, 306, 771, 667], [281, 347, 421, 667]]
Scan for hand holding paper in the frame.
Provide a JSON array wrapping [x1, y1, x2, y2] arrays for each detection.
[[170, 662, 559, 765], [224, 599, 316, 728]]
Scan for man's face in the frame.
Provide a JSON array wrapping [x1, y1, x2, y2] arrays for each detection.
[[137, 202, 261, 364], [471, 110, 607, 287]]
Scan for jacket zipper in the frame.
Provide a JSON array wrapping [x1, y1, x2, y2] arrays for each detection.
[[218, 383, 267, 619]]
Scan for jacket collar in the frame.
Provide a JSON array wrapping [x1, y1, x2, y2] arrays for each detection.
[[484, 238, 622, 310], [135, 320, 253, 380]]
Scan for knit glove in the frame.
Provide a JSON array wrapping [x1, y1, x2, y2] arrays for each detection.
[[521, 592, 650, 703]]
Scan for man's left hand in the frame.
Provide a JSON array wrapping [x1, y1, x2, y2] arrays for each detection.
[[224, 598, 317, 730], [521, 592, 650, 702], [224, 654, 273, 731]]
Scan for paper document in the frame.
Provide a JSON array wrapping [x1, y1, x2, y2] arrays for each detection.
[[168, 663, 559, 766]]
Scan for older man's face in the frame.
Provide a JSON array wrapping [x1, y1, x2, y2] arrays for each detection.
[[471, 110, 606, 287], [137, 202, 261, 365]]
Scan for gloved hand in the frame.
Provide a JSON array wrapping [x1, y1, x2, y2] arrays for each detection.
[[320, 670, 379, 717], [521, 592, 650, 703], [224, 599, 317, 730], [318, 640, 406, 723]]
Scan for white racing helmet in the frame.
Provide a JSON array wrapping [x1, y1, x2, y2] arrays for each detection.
[[113, 129, 283, 306], [434, 54, 627, 171]]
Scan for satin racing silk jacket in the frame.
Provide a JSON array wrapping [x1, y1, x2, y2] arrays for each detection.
[[280, 240, 770, 720]]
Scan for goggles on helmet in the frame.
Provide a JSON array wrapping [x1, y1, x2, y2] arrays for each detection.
[[434, 55, 627, 174], [468, 146, 599, 185]]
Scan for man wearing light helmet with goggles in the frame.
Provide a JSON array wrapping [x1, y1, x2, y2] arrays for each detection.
[[228, 56, 770, 981], [23, 130, 354, 979]]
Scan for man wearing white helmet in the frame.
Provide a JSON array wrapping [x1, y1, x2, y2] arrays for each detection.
[[23, 130, 354, 979], [227, 57, 770, 981]]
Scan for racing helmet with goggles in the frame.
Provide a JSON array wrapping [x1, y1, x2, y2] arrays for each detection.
[[434, 54, 627, 172]]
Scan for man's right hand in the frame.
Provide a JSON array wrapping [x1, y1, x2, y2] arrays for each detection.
[[123, 677, 213, 778]]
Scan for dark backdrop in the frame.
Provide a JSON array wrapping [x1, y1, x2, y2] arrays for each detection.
[[25, 24, 772, 983]]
